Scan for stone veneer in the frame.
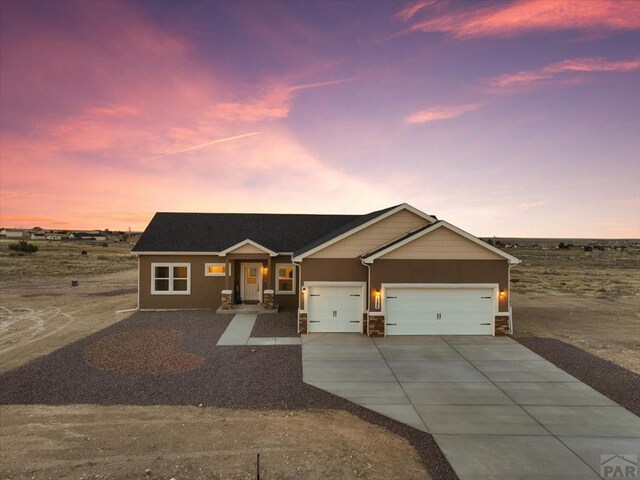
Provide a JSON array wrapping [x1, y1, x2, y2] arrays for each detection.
[[368, 314, 385, 337], [221, 290, 233, 310], [494, 316, 510, 336], [263, 290, 275, 310], [298, 313, 308, 334]]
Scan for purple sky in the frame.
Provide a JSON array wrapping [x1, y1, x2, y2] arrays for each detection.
[[1, 0, 639, 237]]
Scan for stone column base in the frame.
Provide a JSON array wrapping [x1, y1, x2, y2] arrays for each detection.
[[221, 290, 233, 310], [368, 314, 385, 337], [263, 289, 275, 309], [495, 316, 510, 335], [298, 312, 308, 334]]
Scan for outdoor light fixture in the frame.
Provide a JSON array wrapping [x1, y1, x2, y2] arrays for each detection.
[[499, 289, 505, 296], [374, 289, 381, 310]]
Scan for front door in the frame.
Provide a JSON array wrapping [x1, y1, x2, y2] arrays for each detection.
[[242, 263, 262, 303]]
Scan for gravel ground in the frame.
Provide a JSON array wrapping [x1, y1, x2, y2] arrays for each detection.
[[515, 336, 640, 416], [83, 330, 206, 374], [250, 310, 299, 337], [0, 310, 458, 480]]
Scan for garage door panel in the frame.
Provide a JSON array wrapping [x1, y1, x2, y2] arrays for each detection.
[[307, 285, 363, 333], [385, 286, 494, 335]]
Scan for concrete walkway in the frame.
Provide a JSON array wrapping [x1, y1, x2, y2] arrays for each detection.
[[216, 314, 301, 346], [302, 333, 640, 480]]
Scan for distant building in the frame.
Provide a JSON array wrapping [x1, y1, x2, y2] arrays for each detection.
[[1, 229, 25, 238]]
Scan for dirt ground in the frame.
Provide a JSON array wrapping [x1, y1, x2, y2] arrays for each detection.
[[508, 246, 640, 373], [513, 293, 640, 373], [0, 405, 428, 480], [0, 269, 137, 373]]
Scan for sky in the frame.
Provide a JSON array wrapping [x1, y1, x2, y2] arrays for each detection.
[[1, 0, 639, 238]]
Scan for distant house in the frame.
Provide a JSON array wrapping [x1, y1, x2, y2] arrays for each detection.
[[45, 235, 62, 241], [0, 229, 24, 239]]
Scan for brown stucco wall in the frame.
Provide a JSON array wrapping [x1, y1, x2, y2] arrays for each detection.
[[300, 258, 368, 283], [370, 259, 510, 312], [139, 255, 226, 310]]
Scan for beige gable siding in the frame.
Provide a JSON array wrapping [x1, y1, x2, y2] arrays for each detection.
[[309, 209, 429, 259], [228, 243, 268, 254], [380, 227, 503, 260]]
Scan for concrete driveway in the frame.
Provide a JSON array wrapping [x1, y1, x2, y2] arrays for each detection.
[[302, 334, 640, 480]]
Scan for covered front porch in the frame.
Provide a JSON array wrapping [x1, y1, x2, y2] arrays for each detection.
[[213, 239, 295, 313]]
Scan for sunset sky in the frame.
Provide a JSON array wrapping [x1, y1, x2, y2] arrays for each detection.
[[1, 0, 639, 238]]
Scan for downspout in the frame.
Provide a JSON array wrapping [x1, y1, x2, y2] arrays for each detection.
[[507, 263, 515, 334], [292, 256, 303, 333], [361, 259, 371, 336], [117, 253, 140, 313]]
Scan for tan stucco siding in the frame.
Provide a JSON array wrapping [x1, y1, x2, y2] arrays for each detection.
[[139, 255, 225, 310], [369, 259, 509, 312], [380, 227, 503, 260], [227, 243, 269, 254], [308, 209, 429, 258]]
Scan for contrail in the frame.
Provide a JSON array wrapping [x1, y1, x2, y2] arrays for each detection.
[[139, 131, 261, 163]]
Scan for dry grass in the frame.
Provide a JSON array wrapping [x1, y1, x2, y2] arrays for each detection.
[[508, 247, 640, 298], [0, 239, 136, 280]]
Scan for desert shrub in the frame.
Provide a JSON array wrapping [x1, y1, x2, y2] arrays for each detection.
[[102, 243, 109, 247], [81, 250, 88, 255], [8, 241, 38, 253]]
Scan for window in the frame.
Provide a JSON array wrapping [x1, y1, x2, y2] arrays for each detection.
[[205, 263, 226, 276], [151, 263, 190, 294], [276, 264, 295, 294]]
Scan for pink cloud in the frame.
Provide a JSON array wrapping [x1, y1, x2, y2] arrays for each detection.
[[486, 56, 640, 89], [404, 103, 485, 124], [400, 0, 640, 38], [88, 105, 142, 117], [208, 78, 351, 123], [394, 1, 438, 22]]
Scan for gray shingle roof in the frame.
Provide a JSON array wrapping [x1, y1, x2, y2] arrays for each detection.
[[132, 206, 401, 254]]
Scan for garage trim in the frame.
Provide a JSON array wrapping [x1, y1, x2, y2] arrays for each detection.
[[381, 283, 499, 337]]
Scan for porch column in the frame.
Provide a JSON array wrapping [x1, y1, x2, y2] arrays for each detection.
[[267, 256, 272, 289], [223, 257, 229, 290]]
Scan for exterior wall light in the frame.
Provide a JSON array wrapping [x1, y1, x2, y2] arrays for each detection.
[[374, 289, 381, 310], [499, 289, 505, 297]]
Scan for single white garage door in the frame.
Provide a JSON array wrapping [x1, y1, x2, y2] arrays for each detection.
[[385, 286, 494, 335], [307, 284, 363, 333]]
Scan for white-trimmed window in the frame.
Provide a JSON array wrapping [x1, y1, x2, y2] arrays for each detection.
[[205, 263, 226, 276], [151, 263, 191, 294], [276, 264, 296, 294]]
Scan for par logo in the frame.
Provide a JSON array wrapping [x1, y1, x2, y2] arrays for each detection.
[[600, 454, 638, 479]]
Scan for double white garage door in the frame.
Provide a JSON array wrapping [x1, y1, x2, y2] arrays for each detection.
[[306, 283, 494, 335], [385, 286, 494, 335]]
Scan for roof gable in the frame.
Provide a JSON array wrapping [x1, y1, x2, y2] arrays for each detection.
[[219, 239, 277, 256], [362, 221, 521, 264], [292, 204, 436, 260]]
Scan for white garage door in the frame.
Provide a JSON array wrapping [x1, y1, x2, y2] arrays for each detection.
[[307, 284, 363, 333], [385, 286, 494, 335]]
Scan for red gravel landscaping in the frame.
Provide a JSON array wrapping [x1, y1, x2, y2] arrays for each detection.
[[83, 330, 206, 375]]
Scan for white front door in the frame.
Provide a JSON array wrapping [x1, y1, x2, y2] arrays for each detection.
[[385, 286, 494, 335], [242, 263, 262, 302], [307, 284, 363, 333]]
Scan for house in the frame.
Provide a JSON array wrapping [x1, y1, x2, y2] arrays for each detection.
[[0, 229, 24, 239], [132, 203, 520, 336]]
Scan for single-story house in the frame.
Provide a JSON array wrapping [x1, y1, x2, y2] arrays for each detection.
[[132, 203, 520, 336]]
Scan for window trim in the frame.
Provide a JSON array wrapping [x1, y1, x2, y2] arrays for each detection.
[[205, 262, 226, 277], [151, 262, 191, 295], [275, 263, 296, 295]]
